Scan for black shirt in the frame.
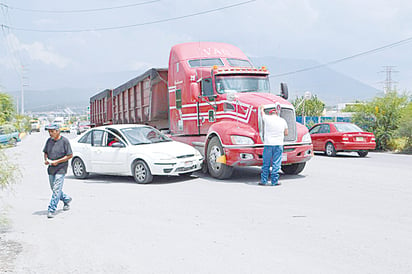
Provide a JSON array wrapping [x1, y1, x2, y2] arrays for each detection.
[[43, 136, 73, 175]]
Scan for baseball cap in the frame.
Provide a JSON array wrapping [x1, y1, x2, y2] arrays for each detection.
[[45, 124, 59, 130]]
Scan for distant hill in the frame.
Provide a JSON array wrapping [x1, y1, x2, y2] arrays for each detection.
[[251, 56, 380, 105], [4, 57, 380, 112]]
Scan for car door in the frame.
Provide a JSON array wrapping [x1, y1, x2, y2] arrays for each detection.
[[317, 124, 331, 150], [94, 131, 129, 174], [309, 125, 322, 150]]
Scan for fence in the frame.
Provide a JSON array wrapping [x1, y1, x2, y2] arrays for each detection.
[[296, 116, 352, 128]]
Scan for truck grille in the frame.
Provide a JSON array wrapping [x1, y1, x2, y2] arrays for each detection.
[[280, 108, 297, 142]]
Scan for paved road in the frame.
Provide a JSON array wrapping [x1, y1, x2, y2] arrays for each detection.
[[1, 131, 412, 273]]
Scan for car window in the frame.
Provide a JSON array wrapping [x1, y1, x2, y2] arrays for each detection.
[[120, 126, 172, 145], [78, 132, 92, 144], [309, 125, 320, 134], [106, 132, 125, 147], [92, 130, 104, 147], [319, 124, 330, 134], [335, 123, 363, 132]]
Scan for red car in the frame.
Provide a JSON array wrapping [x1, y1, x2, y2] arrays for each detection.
[[309, 122, 376, 157]]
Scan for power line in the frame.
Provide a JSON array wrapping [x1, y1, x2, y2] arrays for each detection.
[[0, 0, 256, 33], [0, 0, 160, 13], [271, 36, 412, 78]]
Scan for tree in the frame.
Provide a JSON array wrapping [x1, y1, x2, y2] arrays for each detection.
[[345, 92, 409, 150], [292, 95, 325, 117], [396, 101, 412, 151], [0, 93, 15, 125]]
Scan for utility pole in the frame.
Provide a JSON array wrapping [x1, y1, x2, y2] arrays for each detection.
[[380, 66, 398, 94], [20, 65, 29, 114]]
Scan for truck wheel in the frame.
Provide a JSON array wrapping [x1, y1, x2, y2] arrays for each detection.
[[132, 160, 153, 184], [72, 158, 89, 179], [357, 151, 368, 157], [281, 162, 306, 175], [325, 142, 336, 157], [207, 137, 233, 179]]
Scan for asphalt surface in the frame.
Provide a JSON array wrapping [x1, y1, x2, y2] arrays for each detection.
[[1, 131, 412, 273]]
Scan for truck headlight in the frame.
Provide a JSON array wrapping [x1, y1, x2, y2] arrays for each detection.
[[230, 135, 254, 145], [302, 132, 312, 143]]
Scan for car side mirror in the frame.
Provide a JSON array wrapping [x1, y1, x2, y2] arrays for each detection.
[[111, 142, 125, 148]]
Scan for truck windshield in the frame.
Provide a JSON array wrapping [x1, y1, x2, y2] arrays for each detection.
[[215, 75, 270, 94], [120, 126, 172, 145]]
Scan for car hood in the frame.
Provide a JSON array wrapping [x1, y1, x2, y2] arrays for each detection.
[[129, 140, 198, 157]]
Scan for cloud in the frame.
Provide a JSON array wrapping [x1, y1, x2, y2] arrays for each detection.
[[5, 33, 71, 68]]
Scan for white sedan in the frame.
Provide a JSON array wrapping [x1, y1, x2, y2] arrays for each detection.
[[70, 124, 203, 184]]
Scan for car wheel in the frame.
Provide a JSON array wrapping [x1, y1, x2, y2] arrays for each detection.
[[132, 160, 153, 184], [325, 142, 336, 157], [206, 137, 233, 179], [281, 162, 306, 175], [8, 138, 17, 146], [72, 158, 89, 179], [357, 151, 368, 157]]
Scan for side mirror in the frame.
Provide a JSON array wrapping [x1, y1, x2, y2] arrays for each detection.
[[280, 83, 289, 100], [190, 82, 200, 101], [111, 142, 125, 148]]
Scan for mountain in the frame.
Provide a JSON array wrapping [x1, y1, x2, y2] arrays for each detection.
[[251, 56, 380, 105], [4, 57, 380, 112]]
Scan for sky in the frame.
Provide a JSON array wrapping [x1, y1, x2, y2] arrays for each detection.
[[0, 0, 411, 99]]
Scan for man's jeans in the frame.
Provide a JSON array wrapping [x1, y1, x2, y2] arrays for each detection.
[[48, 174, 71, 213], [261, 145, 283, 185]]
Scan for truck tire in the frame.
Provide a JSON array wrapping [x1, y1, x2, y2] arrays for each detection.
[[207, 137, 233, 179], [132, 160, 153, 184], [72, 157, 89, 179], [281, 162, 306, 175], [325, 142, 336, 157]]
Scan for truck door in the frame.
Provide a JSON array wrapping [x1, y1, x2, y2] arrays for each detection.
[[198, 78, 216, 135]]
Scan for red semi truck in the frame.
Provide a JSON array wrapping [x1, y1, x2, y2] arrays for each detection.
[[90, 42, 313, 179]]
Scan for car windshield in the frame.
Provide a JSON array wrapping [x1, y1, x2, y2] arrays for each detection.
[[120, 126, 172, 145], [215, 75, 270, 94], [335, 123, 363, 132]]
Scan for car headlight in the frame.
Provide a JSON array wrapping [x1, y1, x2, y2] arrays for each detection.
[[230, 135, 254, 145], [302, 132, 312, 143], [194, 149, 202, 157], [152, 152, 175, 161]]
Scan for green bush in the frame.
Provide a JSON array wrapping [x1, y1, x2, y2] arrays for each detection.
[[0, 150, 20, 190]]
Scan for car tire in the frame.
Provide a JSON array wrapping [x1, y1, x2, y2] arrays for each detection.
[[325, 142, 336, 157], [132, 160, 153, 184], [72, 157, 89, 179], [281, 162, 306, 175], [357, 151, 368, 157], [8, 138, 17, 146], [206, 136, 233, 179]]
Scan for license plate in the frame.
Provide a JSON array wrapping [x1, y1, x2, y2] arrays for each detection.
[[281, 154, 287, 162], [356, 137, 364, 141], [184, 161, 193, 167]]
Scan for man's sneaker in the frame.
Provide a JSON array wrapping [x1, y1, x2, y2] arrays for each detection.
[[47, 211, 56, 218], [271, 182, 282, 186], [63, 197, 72, 211], [258, 182, 267, 186]]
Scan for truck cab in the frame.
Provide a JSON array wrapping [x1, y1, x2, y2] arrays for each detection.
[[167, 42, 313, 179]]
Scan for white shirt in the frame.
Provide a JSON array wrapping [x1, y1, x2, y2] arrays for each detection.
[[262, 114, 288, 146]]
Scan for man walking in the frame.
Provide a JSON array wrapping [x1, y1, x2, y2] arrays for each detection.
[[259, 103, 288, 186], [43, 124, 73, 218]]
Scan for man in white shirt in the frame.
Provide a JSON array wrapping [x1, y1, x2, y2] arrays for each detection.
[[259, 103, 288, 186]]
